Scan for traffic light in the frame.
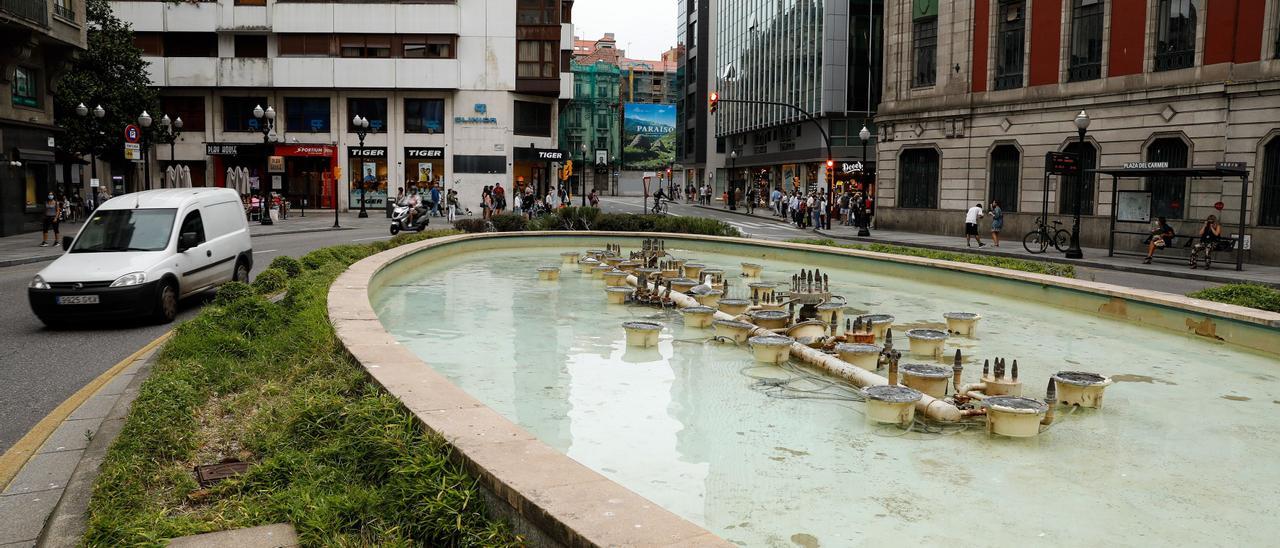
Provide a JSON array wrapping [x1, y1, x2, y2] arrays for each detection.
[[709, 92, 719, 114], [825, 159, 834, 174]]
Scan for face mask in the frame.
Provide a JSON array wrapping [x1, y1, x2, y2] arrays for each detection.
[[48, 195, 54, 200]]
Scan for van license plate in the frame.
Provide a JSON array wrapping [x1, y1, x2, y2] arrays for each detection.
[[57, 295, 99, 305]]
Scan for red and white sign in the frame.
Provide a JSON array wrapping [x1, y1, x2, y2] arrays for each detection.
[[275, 144, 335, 157], [124, 124, 140, 144], [1214, 201, 1225, 211]]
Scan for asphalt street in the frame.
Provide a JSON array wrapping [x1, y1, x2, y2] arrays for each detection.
[[0, 224, 394, 454]]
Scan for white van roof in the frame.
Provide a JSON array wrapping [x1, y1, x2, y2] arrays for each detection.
[[99, 188, 240, 211]]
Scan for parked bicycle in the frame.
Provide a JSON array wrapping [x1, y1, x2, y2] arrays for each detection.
[[1023, 217, 1071, 254]]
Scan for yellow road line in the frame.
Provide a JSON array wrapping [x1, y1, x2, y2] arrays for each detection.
[[0, 331, 172, 491]]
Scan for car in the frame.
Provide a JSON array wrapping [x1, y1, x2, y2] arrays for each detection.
[[28, 188, 253, 327]]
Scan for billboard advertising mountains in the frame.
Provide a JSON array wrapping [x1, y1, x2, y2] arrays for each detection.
[[623, 103, 676, 171]]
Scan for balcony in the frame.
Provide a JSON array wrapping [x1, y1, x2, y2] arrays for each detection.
[[2, 0, 49, 27], [1154, 49, 1194, 72], [52, 1, 72, 22], [1067, 62, 1101, 82]]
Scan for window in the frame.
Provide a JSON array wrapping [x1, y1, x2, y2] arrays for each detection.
[[278, 34, 332, 57], [133, 33, 163, 56], [163, 32, 218, 57], [1259, 137, 1280, 226], [234, 35, 268, 58], [347, 98, 387, 132], [518, 40, 557, 78], [454, 155, 507, 173], [178, 210, 206, 247], [994, 1, 1026, 90], [988, 145, 1021, 212], [1059, 141, 1097, 215], [1155, 0, 1196, 71], [899, 148, 939, 209], [403, 35, 455, 59], [912, 16, 937, 87], [1146, 137, 1189, 219], [222, 96, 268, 132], [285, 97, 330, 132], [517, 0, 558, 25], [235, 0, 266, 5], [1068, 0, 1104, 81], [514, 101, 552, 136], [53, 0, 74, 21], [341, 35, 391, 58], [160, 96, 206, 132], [404, 99, 444, 133], [12, 66, 38, 108]]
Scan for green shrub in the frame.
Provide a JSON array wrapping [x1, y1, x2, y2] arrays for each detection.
[[267, 255, 303, 277], [214, 281, 254, 306], [252, 268, 288, 295], [489, 213, 528, 232], [452, 218, 490, 233], [651, 215, 741, 237], [789, 238, 1076, 278], [1188, 284, 1280, 313], [525, 214, 564, 231], [300, 247, 339, 270]]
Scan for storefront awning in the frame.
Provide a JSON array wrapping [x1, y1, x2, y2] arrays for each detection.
[[15, 148, 56, 163]]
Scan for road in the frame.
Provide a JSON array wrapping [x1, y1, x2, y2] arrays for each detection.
[[0, 224, 393, 453]]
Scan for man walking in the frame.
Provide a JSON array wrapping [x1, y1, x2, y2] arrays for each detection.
[[965, 202, 987, 248]]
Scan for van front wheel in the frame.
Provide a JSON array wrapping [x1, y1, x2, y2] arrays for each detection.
[[154, 281, 178, 324]]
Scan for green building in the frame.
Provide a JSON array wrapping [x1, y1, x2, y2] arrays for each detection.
[[560, 60, 622, 195]]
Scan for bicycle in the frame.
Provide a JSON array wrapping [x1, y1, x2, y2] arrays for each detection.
[[1023, 217, 1071, 254], [651, 199, 669, 215]]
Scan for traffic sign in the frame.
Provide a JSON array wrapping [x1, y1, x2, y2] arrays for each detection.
[[124, 142, 141, 161], [124, 124, 141, 144]]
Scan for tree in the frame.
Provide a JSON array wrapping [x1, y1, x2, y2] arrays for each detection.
[[54, 0, 158, 166]]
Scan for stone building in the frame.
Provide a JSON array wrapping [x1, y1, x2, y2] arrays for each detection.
[[875, 0, 1280, 264]]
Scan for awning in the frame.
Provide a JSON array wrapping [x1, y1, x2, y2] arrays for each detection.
[[15, 148, 56, 163]]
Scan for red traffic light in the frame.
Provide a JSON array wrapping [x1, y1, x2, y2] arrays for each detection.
[[825, 159, 834, 171], [709, 92, 719, 114]]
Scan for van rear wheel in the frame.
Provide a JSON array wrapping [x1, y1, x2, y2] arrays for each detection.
[[153, 281, 178, 324]]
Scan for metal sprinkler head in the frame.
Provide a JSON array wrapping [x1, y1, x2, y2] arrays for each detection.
[[982, 359, 990, 377], [1045, 378, 1056, 403], [1011, 359, 1019, 381], [953, 349, 963, 370]]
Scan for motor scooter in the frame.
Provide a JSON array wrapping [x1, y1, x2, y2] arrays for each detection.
[[390, 201, 432, 235]]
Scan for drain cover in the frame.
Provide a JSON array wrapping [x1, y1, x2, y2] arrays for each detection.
[[194, 460, 251, 487]]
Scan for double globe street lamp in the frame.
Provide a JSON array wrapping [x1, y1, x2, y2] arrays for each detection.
[[137, 110, 154, 190], [352, 114, 373, 218], [156, 114, 184, 166], [252, 105, 277, 225], [74, 103, 105, 196], [1065, 110, 1091, 259], [858, 124, 872, 237]]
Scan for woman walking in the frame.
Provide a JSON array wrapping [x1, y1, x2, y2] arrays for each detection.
[[989, 200, 1004, 247]]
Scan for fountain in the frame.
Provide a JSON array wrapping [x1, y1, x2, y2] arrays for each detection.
[[605, 286, 632, 304], [749, 335, 794, 364], [603, 270, 630, 287], [561, 251, 580, 265], [943, 312, 982, 336], [590, 264, 612, 279], [717, 298, 751, 316], [669, 277, 698, 293], [835, 343, 881, 371], [900, 363, 951, 398], [1051, 371, 1114, 408], [983, 395, 1050, 438], [748, 309, 791, 330], [905, 328, 948, 358], [858, 314, 895, 339], [680, 306, 717, 328], [537, 266, 561, 281], [740, 262, 763, 277], [683, 263, 706, 279], [577, 257, 600, 273], [713, 319, 757, 344], [622, 321, 663, 348]]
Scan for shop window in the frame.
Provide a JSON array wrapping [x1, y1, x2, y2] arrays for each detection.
[[1059, 141, 1097, 215], [285, 97, 330, 132], [403, 35, 455, 59], [1155, 0, 1196, 71], [517, 0, 558, 25], [518, 40, 558, 78], [988, 145, 1020, 212], [1260, 137, 1280, 226], [1068, 0, 1104, 81], [23, 166, 46, 211], [163, 32, 218, 57], [898, 148, 939, 209], [160, 96, 206, 131], [278, 34, 332, 57], [235, 0, 266, 5], [347, 98, 387, 132], [132, 33, 164, 56], [1146, 137, 1189, 219], [454, 155, 507, 173], [235, 35, 268, 58], [404, 98, 444, 133], [12, 66, 39, 108], [912, 0, 937, 87], [223, 96, 268, 132], [341, 35, 391, 58], [514, 101, 552, 136], [994, 0, 1026, 90]]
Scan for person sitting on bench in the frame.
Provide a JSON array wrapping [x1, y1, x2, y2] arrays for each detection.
[[1189, 215, 1223, 269], [1142, 217, 1175, 264]]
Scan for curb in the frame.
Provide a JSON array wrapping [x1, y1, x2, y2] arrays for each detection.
[[691, 204, 791, 226]]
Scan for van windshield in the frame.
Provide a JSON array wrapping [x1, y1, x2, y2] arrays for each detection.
[[70, 209, 178, 253]]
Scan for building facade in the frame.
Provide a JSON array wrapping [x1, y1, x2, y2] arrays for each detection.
[[559, 59, 622, 195], [111, 0, 574, 212], [1, 0, 87, 236], [714, 0, 883, 199], [676, 0, 725, 193], [877, 0, 1280, 264]]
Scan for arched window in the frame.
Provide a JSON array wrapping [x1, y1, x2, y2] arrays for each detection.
[[1068, 0, 1104, 81], [1154, 0, 1196, 71], [1146, 137, 1189, 219], [1060, 141, 1097, 215], [899, 148, 939, 209], [1261, 137, 1280, 226], [988, 145, 1020, 212]]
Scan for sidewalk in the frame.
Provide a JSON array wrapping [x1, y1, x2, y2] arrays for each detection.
[[0, 211, 387, 268], [696, 204, 1280, 288]]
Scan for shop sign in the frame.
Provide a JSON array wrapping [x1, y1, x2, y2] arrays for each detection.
[[1216, 161, 1246, 172], [840, 161, 875, 175], [1121, 161, 1169, 170], [276, 144, 335, 157], [268, 156, 285, 173], [405, 147, 445, 159], [516, 147, 567, 162], [348, 147, 387, 158], [206, 143, 247, 156], [455, 103, 497, 124]]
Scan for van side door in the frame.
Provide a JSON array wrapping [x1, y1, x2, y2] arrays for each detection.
[[174, 209, 215, 294]]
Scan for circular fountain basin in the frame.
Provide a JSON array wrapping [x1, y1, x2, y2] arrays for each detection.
[[862, 385, 923, 426], [683, 263, 706, 279], [605, 286, 632, 305], [537, 267, 561, 281], [561, 251, 581, 265], [669, 278, 698, 293], [713, 319, 757, 344], [900, 363, 951, 398], [590, 265, 612, 279], [622, 321, 663, 348], [983, 396, 1049, 437], [741, 262, 763, 277], [717, 298, 751, 316], [835, 343, 882, 371], [1052, 371, 1115, 408], [859, 314, 895, 339], [748, 309, 791, 330], [786, 319, 829, 341], [748, 335, 794, 364], [943, 312, 982, 336], [816, 302, 845, 326], [906, 328, 948, 358], [692, 290, 723, 307], [617, 261, 641, 273], [602, 270, 630, 287], [680, 305, 717, 328]]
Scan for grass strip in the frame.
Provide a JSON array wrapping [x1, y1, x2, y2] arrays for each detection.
[[1187, 283, 1280, 313], [83, 229, 524, 547], [788, 238, 1077, 278]]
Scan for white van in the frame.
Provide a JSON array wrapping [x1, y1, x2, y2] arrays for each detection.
[[28, 188, 253, 327]]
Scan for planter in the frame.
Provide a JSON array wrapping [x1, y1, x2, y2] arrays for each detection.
[[748, 282, 778, 301], [1051, 371, 1114, 409], [537, 267, 561, 281], [605, 286, 632, 305], [585, 249, 607, 261], [859, 314, 895, 339], [718, 298, 751, 316], [748, 335, 794, 364], [633, 267, 659, 282], [622, 321, 663, 348], [786, 319, 828, 340], [604, 256, 624, 267], [603, 270, 630, 287], [748, 309, 791, 330], [713, 319, 756, 344], [661, 267, 681, 278], [741, 262, 763, 277], [900, 363, 951, 398], [577, 257, 600, 273], [693, 290, 723, 307], [863, 385, 923, 426], [835, 343, 881, 371], [590, 265, 612, 279], [683, 263, 706, 279], [816, 302, 845, 327], [669, 278, 698, 293], [983, 396, 1049, 437], [680, 305, 717, 328], [906, 328, 948, 358], [943, 312, 981, 336], [561, 251, 580, 265], [617, 261, 641, 273]]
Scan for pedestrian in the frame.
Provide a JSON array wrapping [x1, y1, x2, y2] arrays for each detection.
[[40, 192, 62, 247], [430, 183, 442, 216], [965, 202, 987, 248], [447, 189, 458, 222], [494, 182, 506, 214], [588, 188, 600, 207], [989, 200, 1004, 247], [482, 186, 493, 220]]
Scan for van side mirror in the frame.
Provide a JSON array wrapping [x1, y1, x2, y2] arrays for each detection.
[[61, 236, 73, 251], [178, 232, 199, 252]]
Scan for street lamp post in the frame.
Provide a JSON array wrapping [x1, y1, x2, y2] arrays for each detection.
[[580, 143, 587, 206], [157, 114, 184, 182], [75, 103, 105, 198], [858, 124, 872, 237], [352, 115, 371, 218], [138, 111, 153, 191], [252, 104, 277, 225], [1065, 110, 1090, 259], [729, 149, 737, 210]]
